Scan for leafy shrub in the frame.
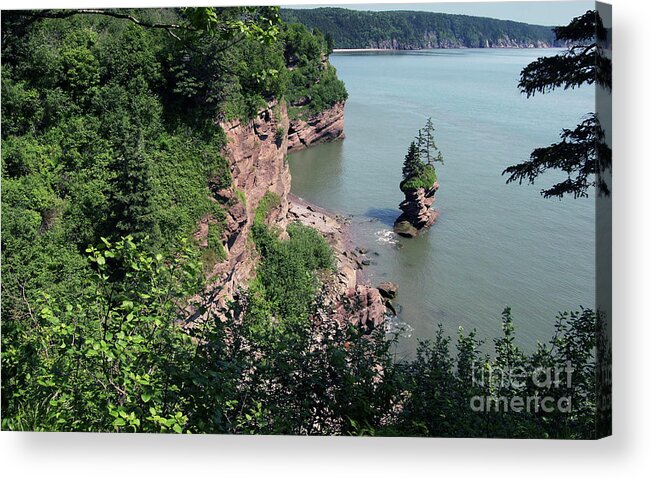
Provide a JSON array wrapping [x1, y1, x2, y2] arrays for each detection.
[[248, 218, 334, 339], [1, 237, 203, 432], [275, 126, 285, 145], [286, 222, 334, 272], [203, 223, 227, 272], [254, 190, 282, 225]]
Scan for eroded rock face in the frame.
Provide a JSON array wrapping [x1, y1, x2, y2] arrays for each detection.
[[394, 182, 439, 237], [192, 101, 386, 330], [334, 286, 386, 332], [193, 100, 291, 316], [287, 101, 345, 152]]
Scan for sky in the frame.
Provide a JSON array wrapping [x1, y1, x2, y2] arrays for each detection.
[[282, 1, 595, 26]]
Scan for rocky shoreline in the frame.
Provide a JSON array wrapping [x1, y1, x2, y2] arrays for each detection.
[[288, 194, 390, 331], [287, 101, 346, 152], [332, 41, 554, 52]]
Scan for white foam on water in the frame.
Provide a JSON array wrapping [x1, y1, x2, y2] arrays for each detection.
[[375, 229, 399, 245], [384, 316, 413, 338]]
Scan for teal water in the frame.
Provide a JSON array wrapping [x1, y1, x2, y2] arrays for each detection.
[[288, 49, 596, 354]]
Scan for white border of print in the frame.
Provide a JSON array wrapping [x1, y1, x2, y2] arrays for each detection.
[[1, 0, 649, 478]]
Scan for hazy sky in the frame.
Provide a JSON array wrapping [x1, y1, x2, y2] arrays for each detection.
[[283, 2, 594, 26]]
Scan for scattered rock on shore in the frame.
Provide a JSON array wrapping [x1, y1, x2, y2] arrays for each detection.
[[377, 281, 399, 299]]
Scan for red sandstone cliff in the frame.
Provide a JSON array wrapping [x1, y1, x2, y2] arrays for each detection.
[[193, 100, 386, 330], [287, 101, 346, 152]]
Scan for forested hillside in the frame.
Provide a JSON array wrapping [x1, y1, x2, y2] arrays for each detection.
[[0, 8, 351, 432], [1, 7, 346, 329], [282, 7, 558, 49]]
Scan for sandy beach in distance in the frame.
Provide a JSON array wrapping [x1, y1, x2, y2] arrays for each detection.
[[332, 48, 394, 52]]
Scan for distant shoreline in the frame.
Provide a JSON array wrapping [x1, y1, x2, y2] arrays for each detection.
[[332, 48, 392, 52], [332, 46, 556, 53]]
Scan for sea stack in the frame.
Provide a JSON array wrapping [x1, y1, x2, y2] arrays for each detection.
[[394, 181, 439, 237], [394, 118, 444, 238]]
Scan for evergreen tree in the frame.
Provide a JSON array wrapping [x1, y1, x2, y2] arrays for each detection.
[[110, 129, 160, 241], [417, 117, 444, 166], [503, 10, 611, 199], [402, 141, 424, 180], [416, 117, 444, 166]]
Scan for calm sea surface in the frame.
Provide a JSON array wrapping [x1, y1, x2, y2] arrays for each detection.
[[288, 49, 596, 354]]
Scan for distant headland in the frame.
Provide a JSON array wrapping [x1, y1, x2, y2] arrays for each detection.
[[282, 7, 560, 50]]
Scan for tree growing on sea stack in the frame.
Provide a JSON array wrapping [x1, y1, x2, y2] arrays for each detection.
[[402, 141, 424, 180], [417, 117, 444, 166], [394, 118, 444, 238]]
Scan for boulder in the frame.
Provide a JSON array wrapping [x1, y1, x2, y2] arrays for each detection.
[[394, 220, 418, 238], [384, 299, 397, 316], [377, 281, 399, 299]]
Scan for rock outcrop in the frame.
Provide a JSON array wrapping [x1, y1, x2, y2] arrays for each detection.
[[366, 36, 553, 50], [394, 182, 439, 238], [192, 99, 386, 331], [287, 101, 345, 152], [288, 194, 387, 331], [194, 100, 291, 316], [377, 282, 399, 300]]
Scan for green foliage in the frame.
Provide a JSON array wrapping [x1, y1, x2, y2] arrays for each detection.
[[182, 6, 282, 44], [254, 190, 282, 225], [234, 188, 247, 206], [282, 7, 556, 49], [504, 10, 612, 199], [201, 223, 227, 274], [401, 141, 423, 181], [518, 10, 610, 98], [416, 117, 444, 166], [110, 130, 160, 241], [282, 23, 348, 117], [1, 8, 294, 431], [2, 237, 202, 432], [394, 307, 600, 438], [207, 223, 224, 252], [400, 164, 437, 192], [2, 7, 601, 439], [400, 118, 441, 191], [247, 188, 333, 349], [503, 115, 610, 199], [248, 221, 334, 336], [229, 312, 403, 435], [2, 233, 601, 437], [1, 69, 45, 137], [275, 126, 285, 145], [285, 222, 335, 273]]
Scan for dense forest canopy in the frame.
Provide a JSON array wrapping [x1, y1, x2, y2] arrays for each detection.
[[281, 7, 558, 49], [1, 7, 346, 315]]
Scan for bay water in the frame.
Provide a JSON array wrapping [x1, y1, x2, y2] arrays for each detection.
[[288, 49, 596, 355]]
